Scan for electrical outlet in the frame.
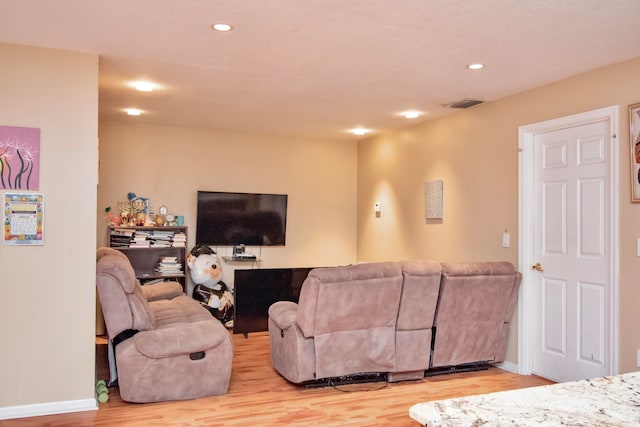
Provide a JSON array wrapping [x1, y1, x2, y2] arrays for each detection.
[[637, 349, 640, 368]]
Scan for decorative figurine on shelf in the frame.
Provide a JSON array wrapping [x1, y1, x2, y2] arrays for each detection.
[[188, 243, 234, 328], [129, 193, 149, 226], [116, 193, 150, 226], [116, 201, 134, 225], [155, 205, 168, 226], [105, 207, 121, 226], [128, 192, 149, 214]]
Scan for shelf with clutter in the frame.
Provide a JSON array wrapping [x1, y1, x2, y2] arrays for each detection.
[[105, 192, 184, 228], [105, 192, 188, 290], [108, 225, 188, 289]]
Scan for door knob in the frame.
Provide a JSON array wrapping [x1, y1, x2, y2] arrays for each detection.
[[532, 262, 544, 272]]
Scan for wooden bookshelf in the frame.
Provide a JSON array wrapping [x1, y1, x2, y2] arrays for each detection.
[[108, 226, 188, 290]]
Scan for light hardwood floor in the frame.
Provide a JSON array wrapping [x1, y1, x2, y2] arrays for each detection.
[[5, 332, 552, 426]]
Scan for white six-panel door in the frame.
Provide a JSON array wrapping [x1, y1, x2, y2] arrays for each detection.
[[518, 106, 618, 382], [532, 120, 610, 381]]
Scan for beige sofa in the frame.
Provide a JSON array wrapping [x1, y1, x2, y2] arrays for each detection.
[[268, 260, 520, 384], [96, 247, 233, 402]]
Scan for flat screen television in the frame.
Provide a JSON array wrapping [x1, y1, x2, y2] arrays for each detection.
[[196, 190, 288, 246]]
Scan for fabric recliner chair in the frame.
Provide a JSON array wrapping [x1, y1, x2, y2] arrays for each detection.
[[431, 261, 521, 368], [268, 262, 404, 384], [96, 247, 233, 403]]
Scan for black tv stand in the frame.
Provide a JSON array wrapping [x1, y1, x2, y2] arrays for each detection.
[[232, 267, 317, 336]]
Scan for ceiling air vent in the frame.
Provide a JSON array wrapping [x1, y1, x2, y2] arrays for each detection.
[[447, 98, 483, 109]]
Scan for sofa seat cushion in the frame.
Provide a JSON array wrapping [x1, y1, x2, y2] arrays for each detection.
[[133, 320, 229, 358], [150, 295, 215, 328]]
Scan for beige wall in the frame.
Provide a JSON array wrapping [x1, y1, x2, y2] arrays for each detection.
[[357, 56, 640, 372], [97, 121, 358, 292], [0, 43, 98, 410]]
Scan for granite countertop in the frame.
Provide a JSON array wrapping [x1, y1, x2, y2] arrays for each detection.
[[409, 371, 640, 426]]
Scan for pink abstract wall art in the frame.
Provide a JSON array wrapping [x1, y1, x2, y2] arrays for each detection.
[[0, 125, 40, 190]]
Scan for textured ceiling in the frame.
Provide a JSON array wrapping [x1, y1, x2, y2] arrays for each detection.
[[1, 0, 640, 141]]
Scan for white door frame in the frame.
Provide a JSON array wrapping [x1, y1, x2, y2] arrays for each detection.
[[517, 106, 620, 377]]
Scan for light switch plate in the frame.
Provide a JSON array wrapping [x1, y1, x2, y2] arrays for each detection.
[[502, 231, 510, 248], [637, 238, 640, 257]]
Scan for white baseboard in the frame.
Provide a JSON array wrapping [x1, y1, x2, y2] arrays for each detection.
[[0, 398, 97, 421], [496, 360, 518, 374]]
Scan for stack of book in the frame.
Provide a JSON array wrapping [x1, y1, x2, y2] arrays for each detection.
[[149, 230, 174, 247], [172, 232, 186, 247], [130, 230, 150, 247], [110, 228, 135, 247], [155, 256, 183, 276]]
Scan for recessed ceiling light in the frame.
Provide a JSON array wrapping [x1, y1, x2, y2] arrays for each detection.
[[349, 127, 370, 136], [132, 81, 155, 92], [467, 63, 484, 70], [212, 23, 233, 32], [125, 108, 142, 116], [400, 110, 422, 119], [128, 80, 163, 92]]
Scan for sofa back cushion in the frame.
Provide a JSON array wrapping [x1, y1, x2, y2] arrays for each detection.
[[398, 260, 442, 330], [296, 262, 403, 337], [296, 262, 403, 378], [432, 261, 519, 367], [96, 248, 156, 338]]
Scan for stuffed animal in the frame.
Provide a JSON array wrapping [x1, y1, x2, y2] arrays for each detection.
[[188, 243, 234, 328]]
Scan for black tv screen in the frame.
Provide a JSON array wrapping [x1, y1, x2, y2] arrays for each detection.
[[196, 191, 288, 246]]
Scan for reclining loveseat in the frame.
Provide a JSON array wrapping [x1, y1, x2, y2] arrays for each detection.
[[268, 260, 521, 384], [96, 247, 233, 402]]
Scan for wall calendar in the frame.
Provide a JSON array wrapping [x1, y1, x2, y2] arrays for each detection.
[[3, 192, 44, 245]]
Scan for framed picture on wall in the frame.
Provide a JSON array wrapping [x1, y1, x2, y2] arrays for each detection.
[[0, 125, 40, 190], [630, 103, 640, 202]]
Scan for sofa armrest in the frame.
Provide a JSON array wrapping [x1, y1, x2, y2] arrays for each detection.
[[141, 281, 184, 301], [133, 320, 229, 358], [268, 301, 299, 331]]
